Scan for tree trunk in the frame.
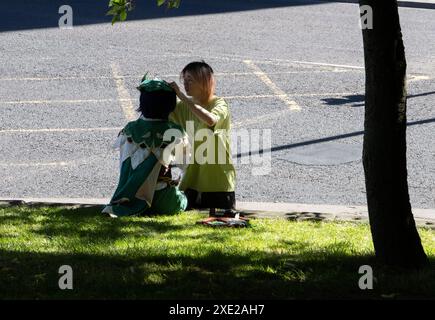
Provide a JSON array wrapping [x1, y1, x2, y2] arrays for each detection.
[[359, 0, 428, 268]]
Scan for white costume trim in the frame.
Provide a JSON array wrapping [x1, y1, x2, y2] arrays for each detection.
[[111, 119, 191, 206]]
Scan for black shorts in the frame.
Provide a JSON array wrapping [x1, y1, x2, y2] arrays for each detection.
[[184, 189, 236, 210]]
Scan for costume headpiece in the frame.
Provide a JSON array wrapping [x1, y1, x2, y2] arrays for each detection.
[[137, 73, 173, 92]]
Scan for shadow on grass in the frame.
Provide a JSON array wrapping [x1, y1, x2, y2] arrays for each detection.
[[1, 246, 434, 300], [28, 205, 190, 243], [1, 205, 434, 300], [0, 247, 360, 299]]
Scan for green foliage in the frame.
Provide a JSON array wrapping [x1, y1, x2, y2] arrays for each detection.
[[162, 0, 182, 9], [106, 0, 134, 25], [107, 0, 181, 25]]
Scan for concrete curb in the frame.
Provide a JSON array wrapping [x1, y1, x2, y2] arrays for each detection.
[[238, 202, 435, 229], [1, 197, 434, 228]]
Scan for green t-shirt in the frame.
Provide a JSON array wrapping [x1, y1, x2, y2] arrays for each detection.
[[169, 97, 236, 192]]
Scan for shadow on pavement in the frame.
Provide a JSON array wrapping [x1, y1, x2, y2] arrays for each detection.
[[322, 91, 435, 108], [235, 116, 435, 158], [320, 0, 435, 10], [2, 0, 325, 33]]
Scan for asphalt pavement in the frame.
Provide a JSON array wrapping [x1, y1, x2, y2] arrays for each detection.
[[1, 0, 434, 210]]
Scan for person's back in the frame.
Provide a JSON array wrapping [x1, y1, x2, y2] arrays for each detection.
[[102, 77, 189, 217]]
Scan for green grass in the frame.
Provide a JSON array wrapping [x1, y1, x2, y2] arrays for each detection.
[[0, 205, 434, 299]]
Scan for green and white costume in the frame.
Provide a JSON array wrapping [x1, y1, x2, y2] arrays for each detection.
[[102, 116, 189, 217]]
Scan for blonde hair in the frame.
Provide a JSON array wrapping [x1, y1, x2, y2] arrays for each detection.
[[181, 61, 215, 99]]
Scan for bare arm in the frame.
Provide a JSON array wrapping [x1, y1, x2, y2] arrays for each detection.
[[167, 82, 218, 127]]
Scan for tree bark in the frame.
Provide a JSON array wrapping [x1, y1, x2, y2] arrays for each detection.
[[359, 0, 428, 268]]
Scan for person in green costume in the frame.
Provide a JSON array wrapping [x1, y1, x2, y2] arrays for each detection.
[[102, 76, 189, 218], [167, 61, 237, 216]]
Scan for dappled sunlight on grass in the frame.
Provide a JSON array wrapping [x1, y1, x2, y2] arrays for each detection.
[[0, 205, 434, 299]]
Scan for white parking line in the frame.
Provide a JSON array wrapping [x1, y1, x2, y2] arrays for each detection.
[[243, 60, 301, 111], [247, 59, 363, 72], [111, 62, 137, 121], [0, 93, 362, 106], [0, 71, 429, 83], [408, 75, 431, 83], [225, 94, 287, 100], [0, 161, 71, 167], [0, 127, 122, 134], [1, 53, 429, 171], [0, 70, 352, 82], [0, 76, 116, 81], [233, 109, 291, 128], [188, 51, 365, 71], [224, 92, 362, 99], [0, 99, 119, 105], [291, 60, 364, 70]]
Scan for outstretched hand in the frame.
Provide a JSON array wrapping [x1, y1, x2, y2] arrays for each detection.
[[166, 81, 187, 101], [166, 80, 217, 127]]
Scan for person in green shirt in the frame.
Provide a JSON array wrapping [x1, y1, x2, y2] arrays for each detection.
[[167, 61, 237, 216]]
